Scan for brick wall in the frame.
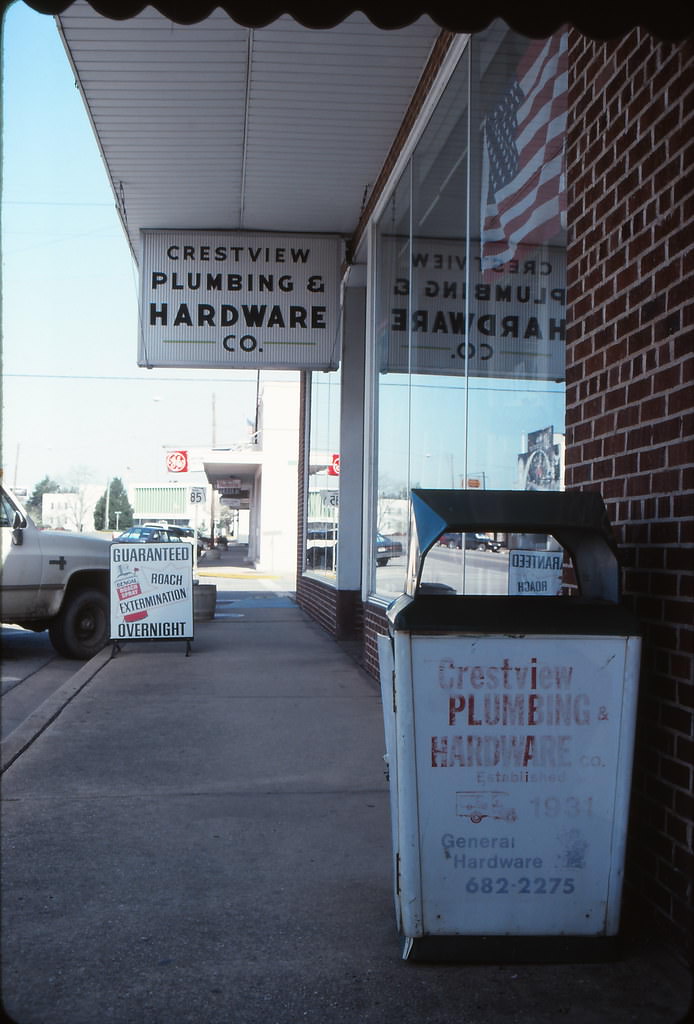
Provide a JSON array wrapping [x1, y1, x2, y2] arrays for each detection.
[[566, 29, 693, 953], [363, 602, 389, 680]]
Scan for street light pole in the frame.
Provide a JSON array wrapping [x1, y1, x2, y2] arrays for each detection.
[[104, 478, 111, 532]]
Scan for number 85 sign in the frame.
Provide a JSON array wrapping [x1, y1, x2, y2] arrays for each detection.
[[190, 487, 206, 504]]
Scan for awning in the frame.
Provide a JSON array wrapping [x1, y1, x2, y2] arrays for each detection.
[[18, 0, 694, 41]]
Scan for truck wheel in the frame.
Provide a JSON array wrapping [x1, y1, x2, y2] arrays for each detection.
[[49, 589, 109, 660]]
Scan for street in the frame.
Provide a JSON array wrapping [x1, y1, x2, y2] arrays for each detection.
[[377, 545, 510, 596], [1, 626, 83, 741]]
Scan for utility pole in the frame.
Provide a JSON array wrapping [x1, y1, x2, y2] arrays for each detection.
[[104, 479, 111, 532]]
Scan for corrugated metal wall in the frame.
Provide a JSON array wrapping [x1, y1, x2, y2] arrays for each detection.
[[133, 486, 188, 517]]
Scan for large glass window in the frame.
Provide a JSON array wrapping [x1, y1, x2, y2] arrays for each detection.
[[305, 368, 341, 578], [370, 22, 567, 599]]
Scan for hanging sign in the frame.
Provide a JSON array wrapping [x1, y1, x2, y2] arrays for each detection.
[[379, 239, 565, 381], [214, 477, 242, 489], [110, 543, 194, 641], [139, 230, 342, 370]]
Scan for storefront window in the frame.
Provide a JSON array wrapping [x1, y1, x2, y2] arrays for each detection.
[[370, 22, 567, 600], [373, 169, 412, 590], [305, 368, 341, 578]]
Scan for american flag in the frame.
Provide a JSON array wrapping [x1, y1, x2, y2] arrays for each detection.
[[480, 31, 568, 272]]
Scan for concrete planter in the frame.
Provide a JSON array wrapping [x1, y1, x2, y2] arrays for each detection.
[[193, 583, 217, 621]]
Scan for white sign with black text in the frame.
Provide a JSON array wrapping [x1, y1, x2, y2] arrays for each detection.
[[379, 239, 565, 381], [139, 230, 342, 370], [110, 543, 194, 642], [508, 549, 563, 596]]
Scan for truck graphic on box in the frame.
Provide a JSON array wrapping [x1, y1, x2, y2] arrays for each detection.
[[456, 790, 517, 824]]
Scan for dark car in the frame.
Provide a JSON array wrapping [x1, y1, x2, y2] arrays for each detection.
[[464, 532, 501, 552], [305, 520, 338, 570], [376, 533, 403, 566], [167, 525, 206, 556], [439, 532, 463, 548], [116, 524, 204, 556], [438, 532, 500, 551]]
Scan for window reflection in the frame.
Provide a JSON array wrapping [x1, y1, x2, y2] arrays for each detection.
[[370, 22, 567, 602], [305, 369, 340, 579], [419, 532, 566, 596]]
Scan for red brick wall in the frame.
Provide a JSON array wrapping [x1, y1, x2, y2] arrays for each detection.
[[363, 602, 390, 679], [566, 28, 693, 953]]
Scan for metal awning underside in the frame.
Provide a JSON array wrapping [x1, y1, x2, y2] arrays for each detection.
[[23, 0, 694, 41], [54, 2, 444, 259], [26, 0, 692, 289], [202, 456, 261, 492]]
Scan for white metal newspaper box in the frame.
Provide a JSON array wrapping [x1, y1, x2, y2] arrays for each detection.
[[378, 490, 641, 961]]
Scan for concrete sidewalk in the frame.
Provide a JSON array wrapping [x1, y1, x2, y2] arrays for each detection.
[[1, 564, 691, 1024]]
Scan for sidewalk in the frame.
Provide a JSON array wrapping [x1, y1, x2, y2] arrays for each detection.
[[1, 551, 691, 1024]]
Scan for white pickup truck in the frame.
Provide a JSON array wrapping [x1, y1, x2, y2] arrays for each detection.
[[1, 482, 111, 659]]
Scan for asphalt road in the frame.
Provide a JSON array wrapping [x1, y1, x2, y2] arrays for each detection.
[[1, 626, 82, 741], [376, 545, 510, 596]]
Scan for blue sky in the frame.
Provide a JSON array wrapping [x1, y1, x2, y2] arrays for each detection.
[[1, 1, 260, 494]]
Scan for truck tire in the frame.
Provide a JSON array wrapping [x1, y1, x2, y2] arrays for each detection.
[[48, 588, 109, 660]]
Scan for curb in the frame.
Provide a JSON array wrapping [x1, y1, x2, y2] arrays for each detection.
[[1, 646, 112, 774]]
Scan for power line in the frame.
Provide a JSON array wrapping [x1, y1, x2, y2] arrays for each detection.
[[2, 200, 113, 207], [4, 372, 260, 383]]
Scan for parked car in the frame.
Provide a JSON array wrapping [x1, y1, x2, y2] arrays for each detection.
[[438, 532, 501, 552], [465, 532, 501, 552], [118, 523, 204, 556], [1, 483, 111, 659], [166, 525, 205, 557], [376, 533, 403, 566], [305, 520, 338, 570], [439, 532, 462, 548]]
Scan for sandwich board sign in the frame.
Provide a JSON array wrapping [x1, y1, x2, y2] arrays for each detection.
[[110, 542, 194, 643]]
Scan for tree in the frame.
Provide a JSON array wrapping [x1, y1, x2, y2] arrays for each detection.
[[94, 478, 134, 532], [26, 477, 62, 525]]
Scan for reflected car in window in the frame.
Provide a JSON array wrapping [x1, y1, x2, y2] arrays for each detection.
[[306, 521, 338, 570], [465, 533, 501, 552], [438, 532, 501, 552], [439, 532, 463, 548], [376, 533, 403, 566]]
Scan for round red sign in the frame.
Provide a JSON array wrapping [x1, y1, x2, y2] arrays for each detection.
[[166, 450, 189, 473]]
